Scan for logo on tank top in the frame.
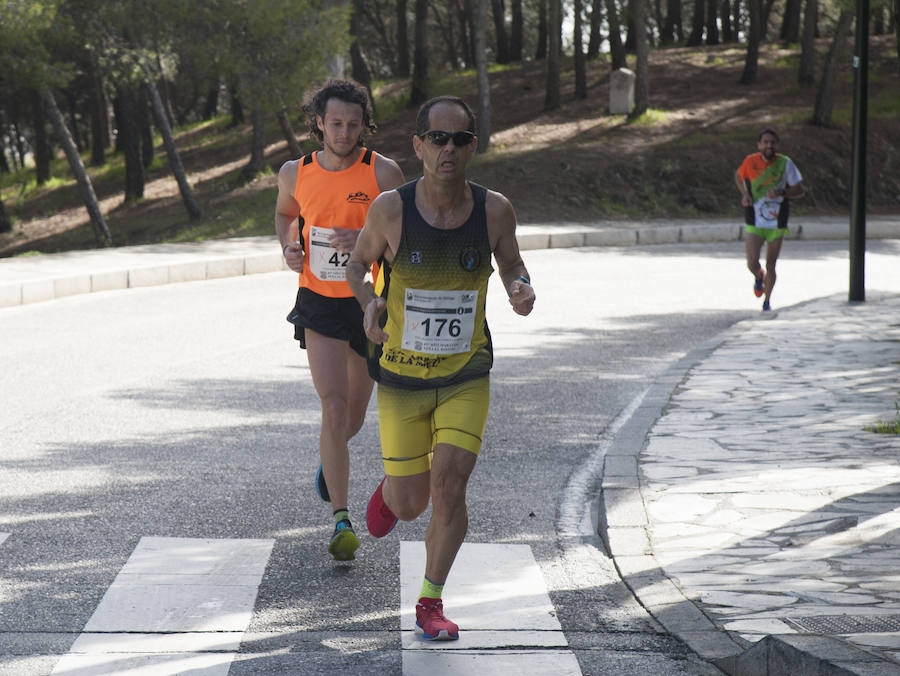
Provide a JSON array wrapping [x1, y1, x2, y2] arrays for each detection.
[[346, 191, 371, 204], [459, 247, 481, 271], [410, 251, 422, 265]]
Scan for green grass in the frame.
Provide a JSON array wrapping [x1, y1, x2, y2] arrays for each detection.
[[630, 108, 669, 126], [168, 184, 275, 243], [865, 402, 900, 435]]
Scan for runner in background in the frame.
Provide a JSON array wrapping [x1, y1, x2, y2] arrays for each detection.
[[274, 80, 404, 561]]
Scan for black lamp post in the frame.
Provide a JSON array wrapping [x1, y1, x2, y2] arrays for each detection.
[[849, 0, 869, 302]]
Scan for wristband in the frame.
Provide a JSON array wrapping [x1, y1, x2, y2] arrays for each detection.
[[516, 275, 531, 285], [283, 243, 291, 255]]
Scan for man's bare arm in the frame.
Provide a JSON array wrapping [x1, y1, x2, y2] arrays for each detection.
[[275, 161, 304, 272], [735, 170, 751, 207], [347, 192, 401, 343], [487, 191, 535, 317]]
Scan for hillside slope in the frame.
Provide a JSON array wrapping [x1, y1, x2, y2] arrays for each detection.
[[1, 38, 898, 256]]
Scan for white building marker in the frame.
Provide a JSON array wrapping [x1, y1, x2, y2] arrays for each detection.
[[51, 536, 274, 675], [401, 541, 582, 675]]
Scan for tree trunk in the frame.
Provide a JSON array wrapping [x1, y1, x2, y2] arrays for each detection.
[[229, 81, 244, 126], [0, 198, 11, 234], [761, 0, 777, 40], [433, 3, 459, 70], [632, 0, 650, 115], [606, 0, 628, 68], [11, 100, 26, 169], [396, 0, 410, 77], [654, 0, 665, 43], [491, 0, 510, 63], [687, 0, 705, 44], [625, 13, 636, 52], [536, 0, 548, 59], [574, 0, 587, 98], [544, 0, 561, 110], [475, 0, 492, 151], [116, 86, 144, 202], [143, 78, 202, 219], [721, 0, 733, 41], [872, 6, 884, 33], [87, 49, 109, 167], [65, 89, 84, 153], [457, 0, 474, 67], [510, 0, 524, 61], [894, 0, 899, 78], [277, 105, 305, 158], [138, 88, 154, 169], [706, 0, 720, 43], [31, 90, 51, 186], [740, 0, 761, 83], [202, 83, 219, 120], [798, 0, 817, 84], [410, 0, 429, 105], [0, 117, 10, 172], [155, 53, 176, 129], [661, 0, 681, 43], [350, 0, 373, 92], [731, 0, 741, 42], [41, 89, 111, 246], [780, 0, 802, 42], [588, 0, 604, 56], [246, 105, 266, 177], [813, 9, 852, 126]]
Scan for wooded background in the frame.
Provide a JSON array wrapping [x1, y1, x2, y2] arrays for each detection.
[[1, 0, 898, 240]]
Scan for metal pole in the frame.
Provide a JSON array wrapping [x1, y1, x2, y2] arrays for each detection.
[[849, 0, 868, 302]]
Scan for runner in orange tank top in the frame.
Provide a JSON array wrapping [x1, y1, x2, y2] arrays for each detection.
[[274, 80, 404, 561]]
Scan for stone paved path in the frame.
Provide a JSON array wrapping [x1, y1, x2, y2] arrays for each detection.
[[621, 293, 900, 673]]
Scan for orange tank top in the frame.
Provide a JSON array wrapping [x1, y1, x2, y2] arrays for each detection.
[[293, 148, 380, 297]]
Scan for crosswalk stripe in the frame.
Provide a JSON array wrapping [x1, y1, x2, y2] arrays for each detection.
[[400, 541, 582, 675], [50, 536, 274, 675]]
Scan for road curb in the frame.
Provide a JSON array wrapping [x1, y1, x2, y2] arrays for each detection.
[[1, 218, 898, 308], [598, 331, 744, 668], [0, 252, 288, 308], [594, 305, 900, 675]]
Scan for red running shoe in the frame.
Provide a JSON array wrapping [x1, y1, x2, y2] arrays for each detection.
[[366, 477, 398, 537], [415, 597, 459, 640], [753, 270, 765, 297]]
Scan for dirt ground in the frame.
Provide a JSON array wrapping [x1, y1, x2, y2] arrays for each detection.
[[2, 37, 898, 256]]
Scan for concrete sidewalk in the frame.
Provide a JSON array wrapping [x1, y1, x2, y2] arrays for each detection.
[[1, 215, 897, 308], [601, 293, 900, 675]]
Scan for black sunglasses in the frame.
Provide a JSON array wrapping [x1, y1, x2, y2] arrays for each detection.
[[419, 130, 476, 147]]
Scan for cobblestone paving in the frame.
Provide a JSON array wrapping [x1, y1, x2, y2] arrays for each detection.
[[641, 293, 900, 667]]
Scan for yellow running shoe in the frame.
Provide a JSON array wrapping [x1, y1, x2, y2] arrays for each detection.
[[328, 519, 359, 561]]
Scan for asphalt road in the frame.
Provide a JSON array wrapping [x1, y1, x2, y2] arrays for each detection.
[[2, 239, 899, 675]]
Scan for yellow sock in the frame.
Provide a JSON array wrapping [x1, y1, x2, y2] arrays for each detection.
[[419, 576, 444, 599]]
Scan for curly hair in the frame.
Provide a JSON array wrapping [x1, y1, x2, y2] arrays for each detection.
[[303, 79, 376, 147]]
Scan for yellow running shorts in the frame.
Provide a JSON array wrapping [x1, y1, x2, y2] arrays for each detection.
[[377, 376, 490, 477]]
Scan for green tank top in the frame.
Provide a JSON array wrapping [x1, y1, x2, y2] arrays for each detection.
[[368, 179, 494, 389]]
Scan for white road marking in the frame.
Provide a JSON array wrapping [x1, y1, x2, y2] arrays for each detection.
[[400, 541, 582, 674], [51, 536, 274, 675], [0, 532, 8, 546]]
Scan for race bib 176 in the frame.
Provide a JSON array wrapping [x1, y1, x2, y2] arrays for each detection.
[[401, 288, 478, 354]]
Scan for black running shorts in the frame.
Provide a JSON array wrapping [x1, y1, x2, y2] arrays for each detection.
[[286, 287, 367, 359]]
